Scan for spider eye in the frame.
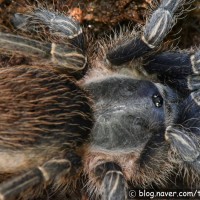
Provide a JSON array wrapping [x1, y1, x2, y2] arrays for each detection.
[[152, 94, 163, 107]]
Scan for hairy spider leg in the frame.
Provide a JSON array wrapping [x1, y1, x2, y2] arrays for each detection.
[[106, 0, 189, 65], [0, 32, 86, 78], [166, 51, 200, 173], [0, 153, 81, 200], [164, 93, 200, 173], [94, 162, 127, 200], [144, 51, 200, 93], [12, 8, 84, 50], [0, 9, 86, 79], [144, 49, 200, 173]]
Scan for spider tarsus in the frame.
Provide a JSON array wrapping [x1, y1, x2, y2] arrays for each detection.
[[160, 0, 185, 14], [12, 10, 86, 51], [102, 171, 126, 200], [106, 0, 189, 65], [143, 8, 173, 48], [12, 8, 82, 40], [143, 0, 185, 47], [165, 126, 199, 162], [0, 168, 43, 200], [0, 159, 72, 200], [94, 162, 127, 200]]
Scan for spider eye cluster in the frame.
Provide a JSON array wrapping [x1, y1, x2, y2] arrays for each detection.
[[152, 94, 163, 108]]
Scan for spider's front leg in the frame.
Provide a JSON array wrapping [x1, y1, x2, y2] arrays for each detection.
[[0, 8, 86, 79], [11, 8, 84, 50], [0, 153, 81, 200], [164, 95, 200, 174], [145, 49, 200, 173], [106, 0, 189, 65], [144, 51, 200, 93]]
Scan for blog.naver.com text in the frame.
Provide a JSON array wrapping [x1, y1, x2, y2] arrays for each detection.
[[128, 189, 200, 199]]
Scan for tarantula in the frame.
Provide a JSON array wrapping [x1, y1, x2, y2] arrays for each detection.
[[0, 0, 200, 199]]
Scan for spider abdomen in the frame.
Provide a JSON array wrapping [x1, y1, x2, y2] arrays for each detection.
[[0, 66, 93, 176]]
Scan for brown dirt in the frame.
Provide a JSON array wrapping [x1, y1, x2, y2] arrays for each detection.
[[0, 0, 199, 74], [0, 0, 199, 48]]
